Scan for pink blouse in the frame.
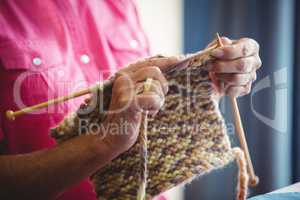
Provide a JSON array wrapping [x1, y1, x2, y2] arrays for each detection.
[[0, 0, 150, 199]]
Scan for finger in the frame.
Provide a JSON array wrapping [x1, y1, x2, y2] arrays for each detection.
[[211, 38, 259, 59], [112, 73, 167, 110], [134, 92, 164, 113], [207, 55, 258, 73], [132, 66, 169, 94], [215, 73, 253, 86], [251, 70, 257, 82], [207, 36, 233, 48], [255, 53, 262, 69], [226, 83, 252, 97], [115, 81, 165, 113], [113, 74, 136, 95]]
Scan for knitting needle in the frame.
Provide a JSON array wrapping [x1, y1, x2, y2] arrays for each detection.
[[216, 33, 259, 186], [6, 85, 100, 121], [164, 43, 219, 74]]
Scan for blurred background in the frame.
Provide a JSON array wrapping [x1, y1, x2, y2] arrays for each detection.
[[138, 0, 299, 199]]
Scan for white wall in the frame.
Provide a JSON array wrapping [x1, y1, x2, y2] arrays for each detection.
[[137, 1, 184, 200], [137, 0, 183, 56]]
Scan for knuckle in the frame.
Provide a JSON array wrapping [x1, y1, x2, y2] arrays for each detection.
[[244, 37, 260, 52], [250, 38, 260, 50], [150, 66, 162, 74], [152, 67, 167, 82], [242, 44, 250, 57], [232, 75, 241, 83], [223, 46, 235, 57], [237, 58, 249, 72], [141, 66, 162, 77]]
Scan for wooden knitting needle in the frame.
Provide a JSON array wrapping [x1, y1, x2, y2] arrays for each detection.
[[6, 85, 99, 121], [216, 33, 259, 186]]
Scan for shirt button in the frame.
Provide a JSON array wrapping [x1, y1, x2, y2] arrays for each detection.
[[57, 69, 65, 77], [130, 40, 138, 49], [33, 57, 42, 66], [80, 54, 90, 64]]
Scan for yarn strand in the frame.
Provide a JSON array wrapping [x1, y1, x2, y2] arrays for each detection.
[[137, 78, 152, 200], [233, 147, 249, 200], [137, 112, 149, 200]]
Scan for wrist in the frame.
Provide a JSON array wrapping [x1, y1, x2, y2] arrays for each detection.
[[80, 134, 114, 167], [89, 135, 120, 163]]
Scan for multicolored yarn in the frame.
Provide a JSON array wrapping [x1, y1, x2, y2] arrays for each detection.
[[51, 47, 250, 200], [137, 78, 152, 200], [233, 148, 249, 200], [137, 113, 149, 200]]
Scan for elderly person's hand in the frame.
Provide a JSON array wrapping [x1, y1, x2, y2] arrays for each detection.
[[101, 56, 179, 157], [207, 37, 262, 97]]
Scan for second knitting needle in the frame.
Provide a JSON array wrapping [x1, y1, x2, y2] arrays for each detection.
[[216, 33, 259, 186]]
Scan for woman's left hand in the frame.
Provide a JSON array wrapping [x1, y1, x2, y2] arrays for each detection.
[[207, 37, 262, 97]]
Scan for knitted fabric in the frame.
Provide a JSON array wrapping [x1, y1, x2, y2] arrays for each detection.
[[51, 48, 249, 200]]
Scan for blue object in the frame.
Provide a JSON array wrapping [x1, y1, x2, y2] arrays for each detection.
[[248, 193, 300, 200]]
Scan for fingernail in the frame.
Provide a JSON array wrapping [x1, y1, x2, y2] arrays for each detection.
[[211, 49, 224, 58]]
